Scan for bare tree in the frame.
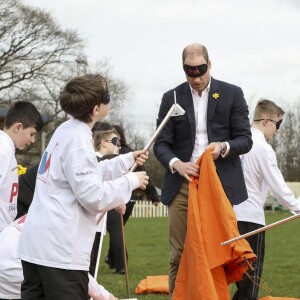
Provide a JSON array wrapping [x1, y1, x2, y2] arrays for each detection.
[[0, 0, 154, 170], [88, 59, 129, 124], [144, 147, 165, 188], [0, 0, 85, 111], [270, 101, 300, 182]]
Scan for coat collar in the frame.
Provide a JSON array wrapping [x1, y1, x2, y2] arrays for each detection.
[[206, 77, 220, 140], [182, 82, 196, 142], [180, 77, 220, 142], [207, 77, 220, 124]]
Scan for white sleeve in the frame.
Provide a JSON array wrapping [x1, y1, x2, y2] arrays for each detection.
[[259, 148, 300, 211], [0, 150, 10, 186], [88, 273, 110, 300], [169, 157, 179, 173], [63, 147, 140, 214], [98, 152, 135, 180]]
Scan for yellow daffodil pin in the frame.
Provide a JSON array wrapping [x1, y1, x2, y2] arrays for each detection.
[[17, 165, 27, 176], [212, 93, 220, 100]]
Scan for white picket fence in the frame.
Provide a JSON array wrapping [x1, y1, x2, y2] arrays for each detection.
[[131, 200, 168, 217]]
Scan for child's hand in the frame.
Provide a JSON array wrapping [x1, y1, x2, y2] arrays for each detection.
[[108, 293, 118, 300], [115, 204, 126, 215], [133, 150, 149, 166], [135, 171, 149, 190]]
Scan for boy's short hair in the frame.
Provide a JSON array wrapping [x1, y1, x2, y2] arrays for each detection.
[[60, 74, 109, 123], [253, 99, 285, 120], [4, 101, 43, 131], [94, 129, 119, 150], [91, 121, 112, 135]]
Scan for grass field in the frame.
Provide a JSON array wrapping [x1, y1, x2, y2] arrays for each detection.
[[96, 211, 300, 299]]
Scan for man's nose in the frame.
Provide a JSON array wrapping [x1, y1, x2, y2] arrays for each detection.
[[193, 76, 201, 82]]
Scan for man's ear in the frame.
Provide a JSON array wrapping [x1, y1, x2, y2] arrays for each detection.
[[263, 119, 268, 127], [13, 122, 23, 133]]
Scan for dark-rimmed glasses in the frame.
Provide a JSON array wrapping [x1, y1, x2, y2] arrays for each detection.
[[95, 136, 120, 149], [254, 119, 282, 130], [105, 137, 121, 147]]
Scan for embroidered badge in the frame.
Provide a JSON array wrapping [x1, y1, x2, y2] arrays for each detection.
[[17, 165, 27, 176], [212, 93, 219, 100]]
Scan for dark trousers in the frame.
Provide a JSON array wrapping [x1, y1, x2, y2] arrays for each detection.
[[21, 261, 89, 300], [232, 221, 265, 300], [106, 201, 134, 271], [89, 231, 101, 277]]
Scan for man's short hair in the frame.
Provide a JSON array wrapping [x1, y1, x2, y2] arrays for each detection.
[[182, 43, 209, 64], [253, 99, 285, 120], [59, 74, 109, 123], [4, 101, 43, 131]]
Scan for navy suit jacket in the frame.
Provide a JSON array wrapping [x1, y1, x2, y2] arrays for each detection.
[[153, 77, 252, 206]]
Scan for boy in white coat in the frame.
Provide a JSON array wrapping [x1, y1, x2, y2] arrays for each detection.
[[0, 101, 43, 232], [18, 74, 149, 300], [233, 99, 300, 300], [0, 215, 117, 300]]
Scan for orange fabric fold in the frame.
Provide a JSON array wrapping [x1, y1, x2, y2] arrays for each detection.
[[173, 150, 256, 300], [135, 275, 169, 294]]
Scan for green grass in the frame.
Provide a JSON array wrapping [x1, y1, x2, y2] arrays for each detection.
[[96, 212, 300, 299]]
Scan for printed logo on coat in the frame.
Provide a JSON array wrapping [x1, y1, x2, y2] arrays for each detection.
[[37, 143, 59, 183]]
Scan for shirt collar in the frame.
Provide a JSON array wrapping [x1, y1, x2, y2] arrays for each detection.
[[0, 130, 15, 151], [189, 77, 211, 95], [96, 152, 103, 158], [251, 127, 266, 140]]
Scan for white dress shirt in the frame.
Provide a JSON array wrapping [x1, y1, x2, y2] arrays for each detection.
[[169, 82, 210, 170], [190, 83, 210, 163], [234, 127, 300, 225]]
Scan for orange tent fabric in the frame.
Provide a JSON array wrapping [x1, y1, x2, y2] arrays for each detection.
[[260, 297, 300, 300], [135, 275, 169, 294], [173, 150, 256, 300]]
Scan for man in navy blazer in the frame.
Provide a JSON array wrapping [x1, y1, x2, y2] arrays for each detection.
[[153, 43, 252, 298]]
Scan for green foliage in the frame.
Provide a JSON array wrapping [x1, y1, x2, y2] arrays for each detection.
[[97, 213, 300, 299], [97, 217, 169, 300], [258, 211, 300, 298]]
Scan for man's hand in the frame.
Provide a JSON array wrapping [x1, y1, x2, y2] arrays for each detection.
[[207, 142, 223, 160], [133, 150, 149, 166], [135, 171, 149, 189], [173, 160, 199, 182]]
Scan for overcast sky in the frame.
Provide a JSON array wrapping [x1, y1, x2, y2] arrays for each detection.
[[24, 0, 300, 131]]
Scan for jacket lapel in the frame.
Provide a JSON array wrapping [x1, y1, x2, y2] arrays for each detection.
[[181, 83, 196, 143], [207, 78, 219, 141]]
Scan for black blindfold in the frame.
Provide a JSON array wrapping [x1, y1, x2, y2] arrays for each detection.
[[183, 64, 208, 78]]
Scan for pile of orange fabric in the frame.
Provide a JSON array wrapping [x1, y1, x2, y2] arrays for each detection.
[[173, 150, 256, 300], [135, 275, 169, 294]]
